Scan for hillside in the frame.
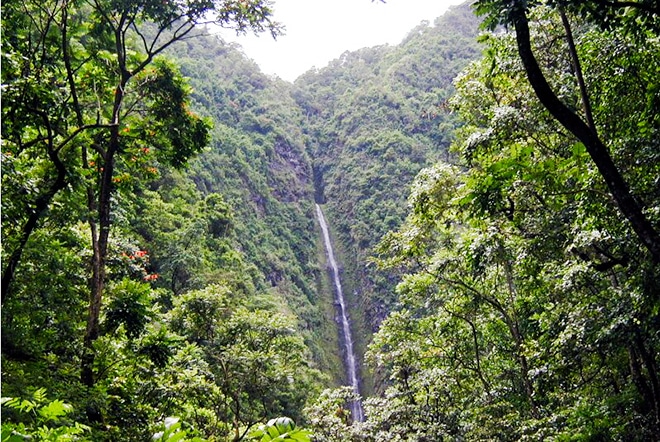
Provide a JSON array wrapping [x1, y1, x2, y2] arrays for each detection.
[[294, 2, 482, 391]]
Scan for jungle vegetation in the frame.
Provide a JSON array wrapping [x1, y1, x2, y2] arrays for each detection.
[[2, 0, 659, 440]]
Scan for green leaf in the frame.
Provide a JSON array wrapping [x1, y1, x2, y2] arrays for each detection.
[[247, 418, 310, 442], [38, 400, 72, 421]]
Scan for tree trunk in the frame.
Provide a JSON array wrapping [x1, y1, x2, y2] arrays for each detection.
[[1, 174, 66, 302], [2, 133, 68, 303], [512, 8, 660, 263], [80, 70, 124, 384], [634, 331, 660, 430]]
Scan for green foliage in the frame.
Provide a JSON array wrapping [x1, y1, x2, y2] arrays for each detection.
[[360, 6, 660, 440], [104, 279, 154, 339], [475, 0, 660, 35], [248, 417, 311, 442], [1, 389, 90, 441], [304, 387, 361, 441], [163, 33, 342, 378], [2, 3, 323, 440], [12, 0, 658, 440], [152, 417, 205, 442], [167, 284, 323, 437], [140, 59, 212, 169]]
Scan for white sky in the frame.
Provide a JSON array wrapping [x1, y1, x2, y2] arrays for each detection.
[[218, 0, 468, 82]]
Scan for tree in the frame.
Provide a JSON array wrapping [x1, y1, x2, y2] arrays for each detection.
[[169, 285, 322, 440], [1, 0, 90, 300], [1, 0, 283, 388], [365, 12, 660, 437], [473, 0, 660, 262], [76, 0, 280, 388]]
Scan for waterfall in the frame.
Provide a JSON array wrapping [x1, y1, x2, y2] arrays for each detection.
[[315, 203, 364, 422]]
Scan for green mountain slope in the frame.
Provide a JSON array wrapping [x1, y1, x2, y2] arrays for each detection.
[[163, 34, 344, 380], [294, 2, 482, 390]]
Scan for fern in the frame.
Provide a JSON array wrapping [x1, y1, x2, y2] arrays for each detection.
[[247, 417, 311, 442], [1, 389, 90, 441]]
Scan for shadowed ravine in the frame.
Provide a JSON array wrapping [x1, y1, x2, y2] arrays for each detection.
[[315, 203, 364, 422]]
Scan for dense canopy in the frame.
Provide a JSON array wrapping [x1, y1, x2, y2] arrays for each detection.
[[2, 1, 659, 440]]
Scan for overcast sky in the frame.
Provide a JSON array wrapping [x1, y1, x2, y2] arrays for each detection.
[[218, 0, 468, 82]]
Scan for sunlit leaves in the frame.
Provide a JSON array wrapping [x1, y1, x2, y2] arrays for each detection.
[[474, 0, 660, 36], [1, 390, 90, 441], [151, 416, 206, 442], [248, 417, 311, 442], [304, 387, 360, 441]]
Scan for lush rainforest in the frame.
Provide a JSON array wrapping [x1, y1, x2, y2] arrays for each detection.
[[2, 0, 660, 440]]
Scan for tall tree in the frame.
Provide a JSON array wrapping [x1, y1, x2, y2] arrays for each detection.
[[1, 0, 282, 388], [474, 0, 660, 262], [362, 9, 660, 437], [76, 0, 279, 387]]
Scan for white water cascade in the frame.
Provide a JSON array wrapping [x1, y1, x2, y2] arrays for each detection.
[[315, 203, 364, 422]]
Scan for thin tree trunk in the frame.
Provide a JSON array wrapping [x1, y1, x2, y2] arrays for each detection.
[[80, 58, 126, 384], [635, 331, 660, 428], [629, 345, 654, 411], [2, 109, 67, 303], [1, 173, 66, 302], [559, 9, 597, 134], [81, 130, 119, 387]]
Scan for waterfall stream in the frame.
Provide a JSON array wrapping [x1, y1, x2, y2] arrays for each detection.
[[315, 203, 364, 422]]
